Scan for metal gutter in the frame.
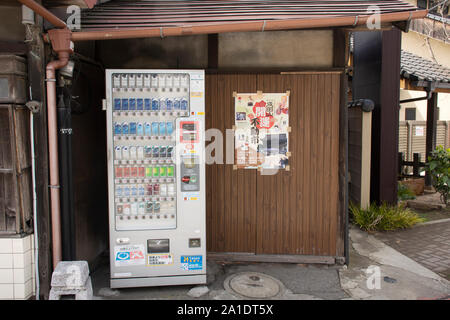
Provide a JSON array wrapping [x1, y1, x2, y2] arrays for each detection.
[[69, 10, 428, 41], [412, 80, 450, 90]]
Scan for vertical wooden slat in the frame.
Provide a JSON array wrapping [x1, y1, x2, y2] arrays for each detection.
[[316, 75, 325, 255], [302, 75, 312, 255], [330, 74, 341, 255], [311, 74, 319, 255], [205, 73, 214, 252], [322, 74, 333, 254], [216, 75, 226, 252], [8, 105, 20, 234], [295, 75, 304, 254]]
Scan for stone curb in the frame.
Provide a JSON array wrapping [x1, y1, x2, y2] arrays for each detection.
[[415, 217, 450, 227]]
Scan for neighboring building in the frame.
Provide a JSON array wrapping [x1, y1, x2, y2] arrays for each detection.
[[398, 1, 450, 169], [400, 0, 450, 122]]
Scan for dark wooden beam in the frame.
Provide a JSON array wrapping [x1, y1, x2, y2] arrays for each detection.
[[425, 92, 438, 187], [333, 28, 349, 263], [353, 29, 401, 205], [207, 33, 218, 70], [0, 41, 28, 55], [333, 29, 349, 68], [379, 29, 401, 204]]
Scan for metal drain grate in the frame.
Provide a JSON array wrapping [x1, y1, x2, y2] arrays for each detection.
[[223, 272, 284, 299]]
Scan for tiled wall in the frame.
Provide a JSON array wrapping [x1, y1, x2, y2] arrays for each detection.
[[0, 235, 35, 300]]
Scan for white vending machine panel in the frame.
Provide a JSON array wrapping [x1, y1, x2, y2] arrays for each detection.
[[105, 69, 206, 288]]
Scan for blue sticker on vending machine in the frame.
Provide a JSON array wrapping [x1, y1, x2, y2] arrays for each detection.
[[180, 255, 203, 271]]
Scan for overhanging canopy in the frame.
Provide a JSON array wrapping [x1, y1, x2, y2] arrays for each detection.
[[401, 50, 450, 92], [68, 0, 427, 41]]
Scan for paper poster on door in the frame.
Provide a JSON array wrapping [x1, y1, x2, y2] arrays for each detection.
[[234, 92, 290, 170]]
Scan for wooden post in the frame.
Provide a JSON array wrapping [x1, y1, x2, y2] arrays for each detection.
[[26, 22, 52, 299], [407, 121, 413, 162], [425, 92, 438, 187], [413, 153, 421, 177], [360, 110, 372, 209], [333, 28, 349, 262], [398, 152, 404, 176], [353, 29, 401, 205]]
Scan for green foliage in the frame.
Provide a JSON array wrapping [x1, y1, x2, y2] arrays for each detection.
[[397, 182, 416, 201], [349, 202, 425, 232], [426, 145, 450, 206]]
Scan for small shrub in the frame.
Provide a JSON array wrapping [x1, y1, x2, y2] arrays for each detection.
[[397, 182, 416, 201], [349, 202, 425, 232], [426, 145, 450, 206]]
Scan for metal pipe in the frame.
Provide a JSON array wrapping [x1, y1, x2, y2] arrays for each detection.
[[399, 90, 433, 104], [46, 51, 69, 268], [57, 87, 76, 261], [17, 0, 67, 28], [30, 110, 40, 300], [70, 10, 428, 42]]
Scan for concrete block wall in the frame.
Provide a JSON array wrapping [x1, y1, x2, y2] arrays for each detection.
[[0, 235, 35, 300]]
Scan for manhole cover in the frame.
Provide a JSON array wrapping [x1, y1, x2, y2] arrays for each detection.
[[223, 272, 284, 299]]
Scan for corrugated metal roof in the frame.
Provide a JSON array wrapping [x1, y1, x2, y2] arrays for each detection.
[[79, 0, 420, 30]]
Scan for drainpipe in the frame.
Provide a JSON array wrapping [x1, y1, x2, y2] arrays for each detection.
[[399, 88, 433, 104], [46, 28, 73, 268]]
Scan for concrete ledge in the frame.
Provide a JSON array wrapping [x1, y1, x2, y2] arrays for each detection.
[[406, 200, 445, 211], [417, 218, 450, 226], [207, 253, 337, 265]]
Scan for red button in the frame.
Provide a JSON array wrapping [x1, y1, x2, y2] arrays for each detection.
[[181, 176, 190, 183]]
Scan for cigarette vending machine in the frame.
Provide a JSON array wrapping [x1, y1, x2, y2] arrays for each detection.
[[105, 69, 206, 288]]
